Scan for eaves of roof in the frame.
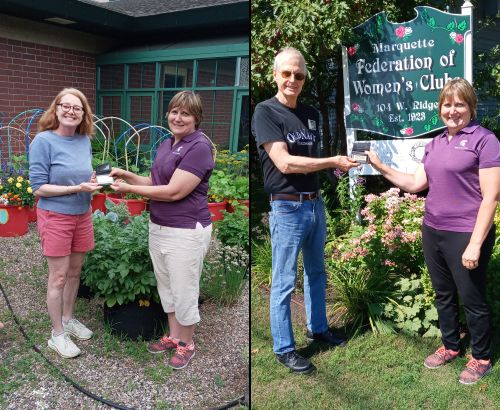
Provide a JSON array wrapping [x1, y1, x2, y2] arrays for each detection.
[[0, 0, 248, 39]]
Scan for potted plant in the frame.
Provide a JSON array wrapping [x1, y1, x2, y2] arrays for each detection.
[[106, 192, 147, 216], [226, 175, 249, 215], [208, 170, 234, 221], [0, 174, 34, 236], [90, 191, 107, 213], [82, 202, 165, 340]]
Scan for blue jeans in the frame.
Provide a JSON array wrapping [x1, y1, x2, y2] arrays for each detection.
[[269, 197, 328, 354]]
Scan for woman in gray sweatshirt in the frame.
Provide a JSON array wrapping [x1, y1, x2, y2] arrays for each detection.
[[29, 88, 101, 358]]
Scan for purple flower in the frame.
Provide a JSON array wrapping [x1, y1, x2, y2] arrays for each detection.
[[355, 176, 366, 185]]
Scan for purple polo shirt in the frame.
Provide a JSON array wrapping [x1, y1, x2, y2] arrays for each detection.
[[150, 129, 214, 228], [422, 121, 500, 232]]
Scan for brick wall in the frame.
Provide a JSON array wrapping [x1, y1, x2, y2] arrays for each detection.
[[0, 37, 96, 159]]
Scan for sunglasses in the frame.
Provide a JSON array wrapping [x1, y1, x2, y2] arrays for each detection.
[[279, 70, 306, 81]]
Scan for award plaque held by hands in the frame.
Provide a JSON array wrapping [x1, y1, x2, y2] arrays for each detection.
[[95, 163, 114, 185], [351, 141, 371, 164]]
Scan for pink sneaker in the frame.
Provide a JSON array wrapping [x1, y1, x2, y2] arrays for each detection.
[[147, 335, 179, 354], [459, 357, 492, 385], [424, 346, 459, 369], [169, 341, 195, 369]]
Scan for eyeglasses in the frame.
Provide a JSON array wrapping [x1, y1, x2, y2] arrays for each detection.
[[279, 71, 306, 81], [57, 103, 84, 115]]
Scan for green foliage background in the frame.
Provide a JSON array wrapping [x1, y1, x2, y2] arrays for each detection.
[[252, 0, 499, 155]]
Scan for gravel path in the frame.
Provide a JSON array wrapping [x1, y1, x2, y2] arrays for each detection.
[[0, 224, 249, 409]]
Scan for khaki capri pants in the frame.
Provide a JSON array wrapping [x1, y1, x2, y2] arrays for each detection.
[[149, 221, 212, 326]]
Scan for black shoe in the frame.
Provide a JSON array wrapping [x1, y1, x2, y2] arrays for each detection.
[[276, 350, 316, 374], [306, 328, 347, 347]]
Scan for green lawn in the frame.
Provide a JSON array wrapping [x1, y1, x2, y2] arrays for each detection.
[[251, 287, 500, 410]]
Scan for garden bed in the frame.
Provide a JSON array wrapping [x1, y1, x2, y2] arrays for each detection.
[[0, 224, 249, 409]]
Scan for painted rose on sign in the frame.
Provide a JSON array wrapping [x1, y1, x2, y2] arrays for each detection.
[[395, 26, 412, 40], [400, 127, 414, 136], [449, 32, 464, 44]]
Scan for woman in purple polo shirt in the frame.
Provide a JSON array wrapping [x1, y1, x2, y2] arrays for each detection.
[[109, 91, 214, 369], [367, 78, 499, 385]]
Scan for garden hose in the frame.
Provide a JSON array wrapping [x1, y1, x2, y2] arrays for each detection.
[[0, 280, 248, 409], [0, 280, 134, 410]]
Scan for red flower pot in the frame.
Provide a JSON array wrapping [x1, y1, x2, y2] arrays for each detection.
[[107, 196, 147, 216], [107, 192, 124, 199], [25, 197, 39, 222], [226, 199, 249, 217], [0, 205, 29, 237], [26, 206, 37, 222], [91, 192, 107, 213], [208, 201, 226, 221]]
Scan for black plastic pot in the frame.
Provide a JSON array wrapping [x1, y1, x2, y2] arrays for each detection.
[[77, 277, 94, 299], [103, 300, 167, 341]]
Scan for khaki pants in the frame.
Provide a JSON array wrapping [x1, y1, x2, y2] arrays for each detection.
[[149, 221, 212, 326]]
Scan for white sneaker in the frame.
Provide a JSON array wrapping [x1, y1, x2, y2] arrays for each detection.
[[63, 318, 93, 340], [48, 332, 81, 358]]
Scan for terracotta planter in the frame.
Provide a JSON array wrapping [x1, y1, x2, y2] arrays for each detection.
[[208, 201, 226, 221], [103, 300, 167, 341], [91, 192, 107, 213], [107, 196, 147, 216], [0, 205, 29, 237]]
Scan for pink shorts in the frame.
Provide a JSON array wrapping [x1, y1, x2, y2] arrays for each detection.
[[37, 208, 94, 257]]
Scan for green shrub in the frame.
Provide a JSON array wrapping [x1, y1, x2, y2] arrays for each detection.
[[486, 210, 500, 330], [328, 253, 397, 336], [82, 203, 158, 307], [325, 172, 366, 237], [381, 266, 440, 337], [208, 170, 235, 203], [214, 206, 249, 252]]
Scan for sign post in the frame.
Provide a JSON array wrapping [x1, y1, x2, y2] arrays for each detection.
[[342, 3, 473, 192]]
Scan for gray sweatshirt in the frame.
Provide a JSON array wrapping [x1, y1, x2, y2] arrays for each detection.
[[29, 130, 93, 215]]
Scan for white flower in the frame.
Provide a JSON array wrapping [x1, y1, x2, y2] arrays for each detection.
[[404, 27, 412, 35], [105, 212, 119, 222], [449, 32, 457, 39]]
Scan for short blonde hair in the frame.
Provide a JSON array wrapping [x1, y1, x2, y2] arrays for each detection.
[[438, 78, 477, 120], [167, 91, 203, 129], [38, 88, 95, 136]]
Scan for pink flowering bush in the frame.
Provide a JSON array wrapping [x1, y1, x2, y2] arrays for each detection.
[[326, 187, 427, 334], [330, 187, 425, 276]]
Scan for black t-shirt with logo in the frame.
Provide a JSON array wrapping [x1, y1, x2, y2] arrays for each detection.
[[252, 97, 321, 194]]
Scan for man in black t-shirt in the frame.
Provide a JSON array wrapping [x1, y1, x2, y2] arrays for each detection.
[[252, 47, 359, 374]]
